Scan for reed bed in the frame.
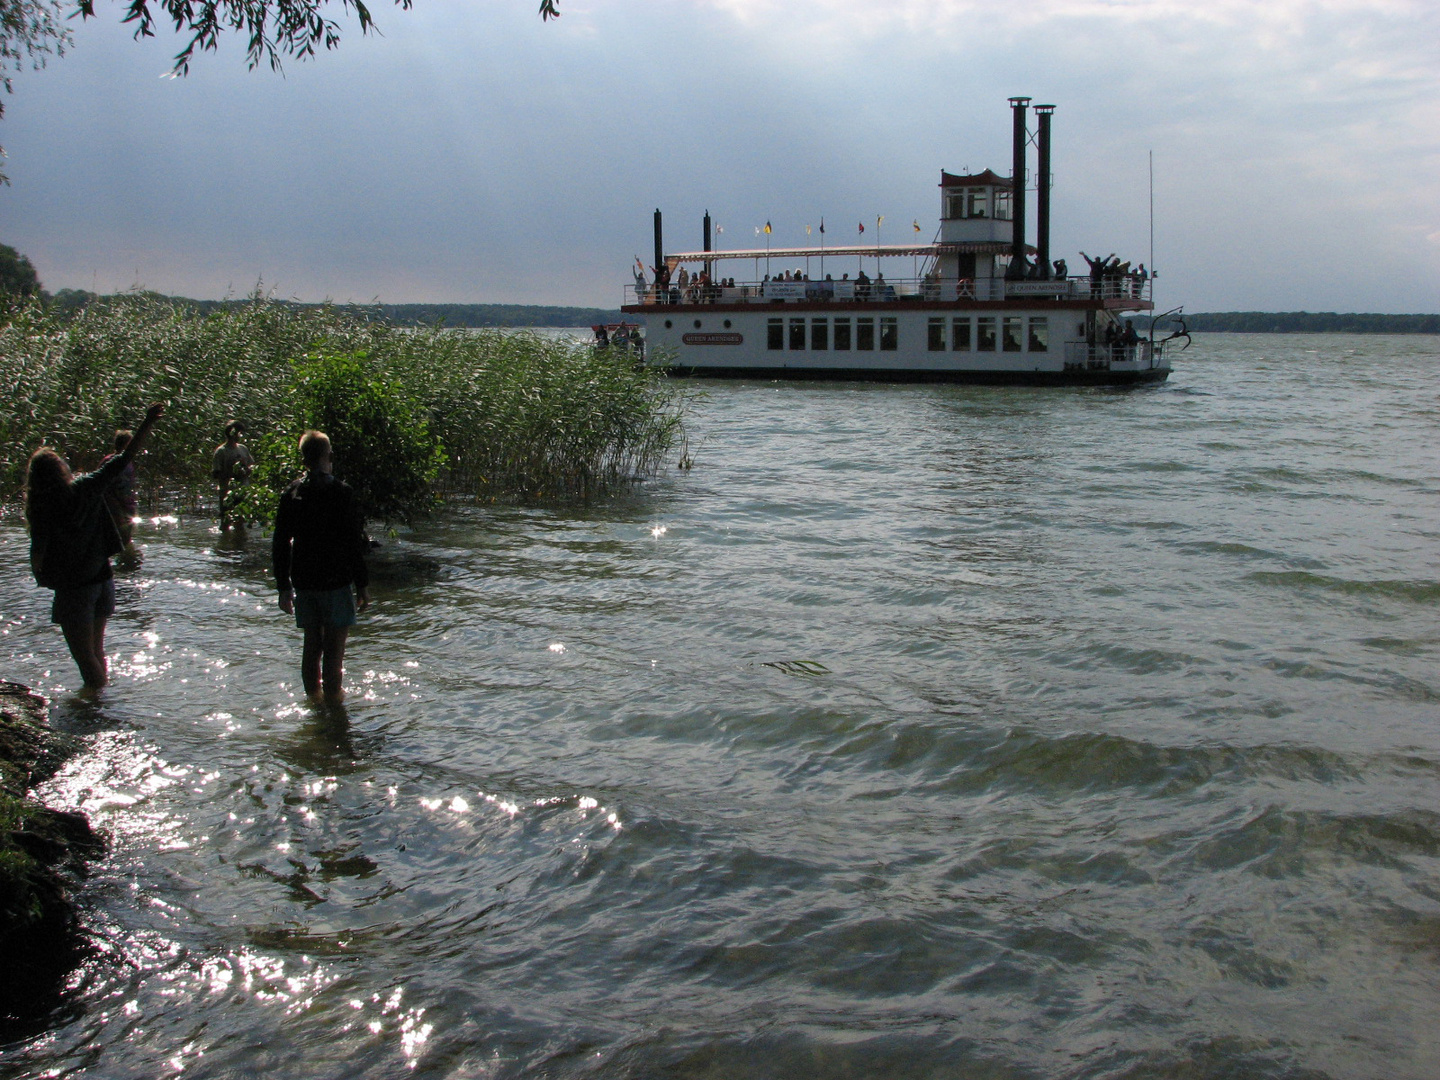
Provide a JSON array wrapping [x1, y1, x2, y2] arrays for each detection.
[[0, 295, 689, 515]]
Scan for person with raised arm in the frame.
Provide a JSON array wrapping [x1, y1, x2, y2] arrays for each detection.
[[26, 403, 165, 691]]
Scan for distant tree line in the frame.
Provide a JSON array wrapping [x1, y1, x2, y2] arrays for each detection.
[[45, 290, 622, 328], [370, 302, 623, 328], [1153, 311, 1439, 334]]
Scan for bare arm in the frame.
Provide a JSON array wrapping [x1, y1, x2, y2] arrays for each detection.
[[119, 403, 165, 467]]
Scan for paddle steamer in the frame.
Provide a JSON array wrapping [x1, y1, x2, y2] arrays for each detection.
[[621, 98, 1177, 385]]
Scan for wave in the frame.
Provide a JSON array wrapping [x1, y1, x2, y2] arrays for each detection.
[[1247, 571, 1440, 604]]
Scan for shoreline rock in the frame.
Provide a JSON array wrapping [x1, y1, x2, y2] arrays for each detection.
[[0, 681, 106, 1033]]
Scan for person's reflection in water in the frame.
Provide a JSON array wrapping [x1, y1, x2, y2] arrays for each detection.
[[279, 702, 364, 777]]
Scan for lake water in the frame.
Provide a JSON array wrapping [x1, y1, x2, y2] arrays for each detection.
[[2, 333, 1438, 1079]]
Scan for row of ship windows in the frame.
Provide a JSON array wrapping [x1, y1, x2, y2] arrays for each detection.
[[765, 316, 1051, 353]]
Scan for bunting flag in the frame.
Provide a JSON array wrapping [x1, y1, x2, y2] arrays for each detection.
[[858, 222, 865, 234], [806, 225, 812, 236], [877, 215, 885, 228], [913, 220, 921, 232], [764, 221, 773, 234]]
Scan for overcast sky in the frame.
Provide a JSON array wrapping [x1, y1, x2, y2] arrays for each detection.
[[1, 0, 1436, 312]]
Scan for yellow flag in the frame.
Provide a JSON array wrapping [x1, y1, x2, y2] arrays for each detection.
[[913, 220, 921, 232], [763, 221, 772, 234]]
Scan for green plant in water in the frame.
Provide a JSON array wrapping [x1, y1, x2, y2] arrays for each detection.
[[294, 349, 445, 525]]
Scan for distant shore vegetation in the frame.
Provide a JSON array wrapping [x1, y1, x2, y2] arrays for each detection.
[[0, 293, 688, 521], [46, 289, 624, 329], [1156, 311, 1439, 334]]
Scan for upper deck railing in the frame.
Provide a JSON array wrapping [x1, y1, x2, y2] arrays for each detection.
[[623, 275, 1151, 307]]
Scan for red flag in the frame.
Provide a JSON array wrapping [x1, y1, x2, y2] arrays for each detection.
[[858, 222, 865, 234]]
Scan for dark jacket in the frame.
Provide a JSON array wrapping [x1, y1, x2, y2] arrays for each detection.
[[30, 455, 127, 591], [271, 472, 369, 594]]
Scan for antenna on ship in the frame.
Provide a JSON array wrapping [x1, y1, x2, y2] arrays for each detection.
[[1148, 150, 1156, 309]]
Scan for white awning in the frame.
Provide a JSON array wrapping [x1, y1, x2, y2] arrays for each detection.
[[664, 241, 1030, 263]]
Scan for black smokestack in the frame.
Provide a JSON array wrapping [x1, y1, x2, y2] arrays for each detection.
[[703, 210, 712, 282], [1035, 105, 1054, 280], [1007, 96, 1030, 280], [653, 209, 663, 278]]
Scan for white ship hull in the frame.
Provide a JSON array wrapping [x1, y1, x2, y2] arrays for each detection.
[[630, 294, 1168, 386]]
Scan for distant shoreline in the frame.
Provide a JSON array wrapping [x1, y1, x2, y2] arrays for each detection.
[[1153, 311, 1438, 334], [42, 292, 1438, 334], [47, 290, 624, 329]]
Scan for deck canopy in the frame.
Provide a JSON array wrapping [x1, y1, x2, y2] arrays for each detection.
[[664, 240, 1034, 265], [940, 169, 1012, 188]]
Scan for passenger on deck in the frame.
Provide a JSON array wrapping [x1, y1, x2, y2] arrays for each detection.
[[1080, 252, 1108, 297], [1132, 264, 1149, 297], [1053, 258, 1068, 280]]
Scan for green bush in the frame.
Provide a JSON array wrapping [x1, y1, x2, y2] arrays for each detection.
[[294, 350, 445, 525]]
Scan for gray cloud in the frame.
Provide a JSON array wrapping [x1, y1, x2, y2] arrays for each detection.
[[1, 0, 1436, 312]]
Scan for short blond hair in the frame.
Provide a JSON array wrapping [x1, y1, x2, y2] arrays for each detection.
[[299, 430, 331, 469]]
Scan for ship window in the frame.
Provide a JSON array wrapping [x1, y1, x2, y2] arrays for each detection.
[[811, 318, 828, 350], [880, 317, 898, 351], [834, 318, 852, 350], [1028, 317, 1049, 352], [946, 193, 965, 219], [977, 317, 997, 352], [857, 317, 875, 351], [928, 317, 945, 351], [1003, 317, 1023, 352], [993, 188, 1012, 221], [952, 318, 972, 351], [664, 320, 673, 329], [724, 319, 732, 328], [693, 319, 702, 329], [789, 318, 806, 350], [768, 318, 783, 350], [966, 188, 988, 218]]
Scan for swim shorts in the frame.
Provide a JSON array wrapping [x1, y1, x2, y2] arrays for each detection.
[[51, 578, 116, 625], [293, 585, 357, 629]]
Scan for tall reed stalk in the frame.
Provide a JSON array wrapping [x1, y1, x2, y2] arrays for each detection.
[[0, 295, 689, 512]]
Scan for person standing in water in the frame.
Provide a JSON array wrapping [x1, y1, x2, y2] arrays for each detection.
[[271, 430, 370, 701], [212, 420, 254, 529], [25, 403, 165, 691]]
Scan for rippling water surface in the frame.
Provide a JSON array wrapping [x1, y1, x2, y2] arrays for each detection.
[[2, 333, 1438, 1079]]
